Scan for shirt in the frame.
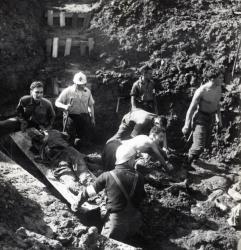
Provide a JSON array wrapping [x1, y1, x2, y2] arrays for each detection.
[[16, 95, 55, 128], [56, 85, 94, 115], [122, 109, 156, 135], [92, 164, 145, 213], [130, 78, 155, 102]]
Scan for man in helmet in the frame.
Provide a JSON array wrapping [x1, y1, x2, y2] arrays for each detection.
[[71, 144, 145, 243], [55, 71, 95, 146]]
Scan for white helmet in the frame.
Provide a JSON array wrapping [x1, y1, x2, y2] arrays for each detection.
[[115, 145, 136, 165], [73, 71, 87, 85]]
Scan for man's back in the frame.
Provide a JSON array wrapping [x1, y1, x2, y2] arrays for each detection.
[[94, 165, 145, 212], [129, 109, 155, 124], [122, 135, 152, 153]]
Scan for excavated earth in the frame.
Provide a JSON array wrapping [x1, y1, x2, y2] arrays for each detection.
[[0, 0, 241, 249]]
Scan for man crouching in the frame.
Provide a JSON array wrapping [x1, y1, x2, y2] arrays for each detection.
[[71, 145, 146, 243]]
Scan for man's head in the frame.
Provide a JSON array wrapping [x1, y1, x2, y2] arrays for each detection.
[[30, 81, 44, 101], [153, 115, 167, 130], [115, 144, 137, 167], [205, 67, 224, 85], [73, 71, 87, 88], [140, 64, 152, 81], [149, 125, 165, 144]]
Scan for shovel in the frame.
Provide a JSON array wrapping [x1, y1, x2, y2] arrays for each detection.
[[63, 98, 73, 133]]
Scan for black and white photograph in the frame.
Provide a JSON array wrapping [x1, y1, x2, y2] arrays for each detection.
[[0, 0, 241, 249]]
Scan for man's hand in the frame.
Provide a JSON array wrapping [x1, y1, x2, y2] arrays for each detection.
[[71, 191, 86, 212], [91, 117, 95, 126], [65, 103, 72, 111], [182, 126, 189, 137], [20, 119, 28, 132]]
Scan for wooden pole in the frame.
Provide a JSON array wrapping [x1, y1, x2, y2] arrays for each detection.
[[47, 10, 53, 26], [232, 36, 241, 79], [64, 38, 72, 56], [60, 12, 66, 27], [52, 37, 59, 58]]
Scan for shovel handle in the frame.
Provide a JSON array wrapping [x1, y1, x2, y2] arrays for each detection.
[[63, 98, 73, 132]]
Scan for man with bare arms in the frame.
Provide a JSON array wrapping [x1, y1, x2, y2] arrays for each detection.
[[182, 67, 223, 165], [102, 126, 168, 171]]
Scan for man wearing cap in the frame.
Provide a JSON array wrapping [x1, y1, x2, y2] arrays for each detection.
[[130, 64, 156, 112], [55, 71, 95, 145], [71, 144, 145, 243], [182, 67, 223, 166]]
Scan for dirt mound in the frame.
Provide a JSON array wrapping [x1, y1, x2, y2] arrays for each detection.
[[91, 0, 241, 160], [0, 0, 45, 116]]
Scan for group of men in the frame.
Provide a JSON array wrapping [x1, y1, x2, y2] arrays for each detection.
[[71, 65, 224, 242], [0, 65, 224, 243]]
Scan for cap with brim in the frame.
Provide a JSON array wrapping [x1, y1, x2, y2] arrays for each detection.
[[73, 72, 87, 85], [115, 145, 136, 165]]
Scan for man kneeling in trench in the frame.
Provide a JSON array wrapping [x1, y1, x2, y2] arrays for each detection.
[[107, 108, 168, 151], [71, 144, 146, 242], [28, 128, 90, 193], [102, 126, 169, 172]]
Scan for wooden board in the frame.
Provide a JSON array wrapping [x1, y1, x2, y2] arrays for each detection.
[[10, 132, 98, 213]]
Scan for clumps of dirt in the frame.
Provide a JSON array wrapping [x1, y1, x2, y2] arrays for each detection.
[[91, 0, 241, 160], [0, 152, 122, 250]]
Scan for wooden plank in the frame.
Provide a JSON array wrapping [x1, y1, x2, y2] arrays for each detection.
[[52, 37, 59, 58], [10, 132, 98, 213], [72, 13, 78, 28], [46, 38, 52, 55], [60, 12, 65, 27], [64, 38, 72, 56], [80, 42, 87, 56], [88, 37, 94, 55], [83, 13, 91, 29], [47, 10, 53, 26]]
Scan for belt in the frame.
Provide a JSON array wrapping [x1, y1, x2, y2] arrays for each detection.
[[198, 110, 216, 116]]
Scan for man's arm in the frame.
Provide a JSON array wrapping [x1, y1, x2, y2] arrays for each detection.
[[16, 98, 28, 131], [16, 98, 25, 118], [130, 82, 139, 109], [47, 102, 56, 129], [215, 103, 222, 127], [88, 93, 95, 126], [89, 104, 95, 126], [150, 143, 166, 166], [71, 173, 106, 212], [182, 88, 202, 136], [55, 90, 71, 111], [131, 96, 137, 109]]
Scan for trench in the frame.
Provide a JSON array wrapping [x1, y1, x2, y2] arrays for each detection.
[[0, 0, 241, 249]]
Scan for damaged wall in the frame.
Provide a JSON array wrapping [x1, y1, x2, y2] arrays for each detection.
[[90, 0, 241, 159], [0, 0, 45, 116]]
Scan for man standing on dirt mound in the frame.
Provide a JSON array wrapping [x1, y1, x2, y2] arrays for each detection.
[[130, 64, 156, 112], [55, 71, 95, 146], [182, 67, 223, 167], [71, 145, 146, 243]]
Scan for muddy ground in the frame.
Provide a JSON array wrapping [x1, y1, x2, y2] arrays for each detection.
[[0, 0, 241, 249]]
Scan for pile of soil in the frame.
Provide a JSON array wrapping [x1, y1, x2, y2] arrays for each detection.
[[0, 0, 241, 249], [90, 0, 241, 160], [0, 0, 45, 116]]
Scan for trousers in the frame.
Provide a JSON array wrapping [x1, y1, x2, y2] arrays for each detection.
[[188, 111, 215, 160], [101, 204, 142, 242]]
